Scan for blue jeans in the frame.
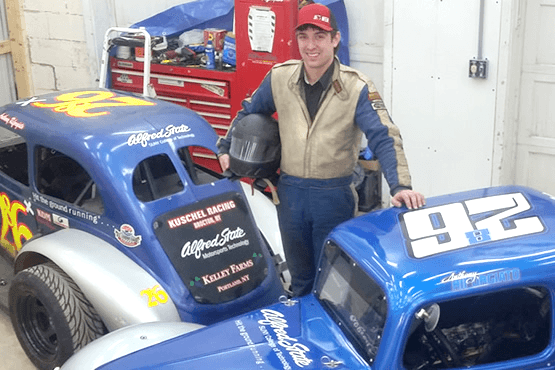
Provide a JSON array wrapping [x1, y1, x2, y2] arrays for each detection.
[[277, 173, 356, 296]]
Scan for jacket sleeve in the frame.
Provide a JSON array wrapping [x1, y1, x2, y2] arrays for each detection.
[[354, 84, 412, 196], [217, 71, 277, 155]]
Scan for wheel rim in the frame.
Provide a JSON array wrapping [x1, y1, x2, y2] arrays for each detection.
[[17, 294, 58, 359]]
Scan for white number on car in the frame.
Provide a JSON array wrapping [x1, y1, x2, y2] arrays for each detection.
[[403, 193, 545, 258]]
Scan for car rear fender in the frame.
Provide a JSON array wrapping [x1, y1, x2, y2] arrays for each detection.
[[15, 228, 181, 332]]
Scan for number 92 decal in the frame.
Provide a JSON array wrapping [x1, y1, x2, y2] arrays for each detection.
[[402, 192, 545, 258]]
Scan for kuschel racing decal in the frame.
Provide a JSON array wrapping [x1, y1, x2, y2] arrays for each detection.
[[155, 192, 268, 304]]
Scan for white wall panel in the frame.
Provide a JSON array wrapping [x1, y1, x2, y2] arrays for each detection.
[[345, 0, 384, 91], [387, 0, 502, 197], [514, 0, 555, 195]]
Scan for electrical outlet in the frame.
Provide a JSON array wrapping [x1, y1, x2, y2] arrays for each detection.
[[469, 59, 488, 79]]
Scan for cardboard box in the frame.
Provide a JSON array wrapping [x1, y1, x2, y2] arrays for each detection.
[[222, 33, 236, 66], [204, 28, 227, 51]]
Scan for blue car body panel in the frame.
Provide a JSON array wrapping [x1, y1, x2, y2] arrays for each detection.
[[92, 186, 555, 370], [98, 295, 369, 369]]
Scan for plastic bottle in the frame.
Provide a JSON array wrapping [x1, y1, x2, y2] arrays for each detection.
[[205, 40, 215, 70]]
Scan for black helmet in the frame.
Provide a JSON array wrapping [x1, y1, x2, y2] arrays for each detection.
[[229, 113, 280, 178]]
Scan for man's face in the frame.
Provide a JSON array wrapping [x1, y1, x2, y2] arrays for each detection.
[[296, 27, 340, 74]]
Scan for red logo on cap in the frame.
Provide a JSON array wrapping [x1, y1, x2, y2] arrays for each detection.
[[313, 15, 330, 23]]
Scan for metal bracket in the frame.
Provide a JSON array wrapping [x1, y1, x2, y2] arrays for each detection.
[[469, 0, 488, 79]]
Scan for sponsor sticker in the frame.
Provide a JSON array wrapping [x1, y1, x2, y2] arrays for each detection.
[[168, 200, 236, 230], [53, 214, 69, 228], [368, 91, 386, 110], [115, 224, 142, 248], [0, 113, 25, 130], [127, 124, 192, 148], [154, 192, 268, 304], [442, 268, 521, 291]]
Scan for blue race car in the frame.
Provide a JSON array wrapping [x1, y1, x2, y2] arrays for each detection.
[[61, 186, 555, 370], [0, 88, 286, 370]]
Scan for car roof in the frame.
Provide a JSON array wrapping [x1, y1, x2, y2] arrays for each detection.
[[328, 185, 555, 307], [0, 88, 219, 166]]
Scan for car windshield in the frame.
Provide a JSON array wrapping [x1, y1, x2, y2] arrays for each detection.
[[315, 241, 387, 365]]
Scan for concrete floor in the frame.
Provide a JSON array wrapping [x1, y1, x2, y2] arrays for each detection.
[[0, 311, 37, 370], [1, 255, 36, 370]]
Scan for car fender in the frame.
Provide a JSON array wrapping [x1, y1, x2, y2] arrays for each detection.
[[60, 321, 204, 370], [15, 228, 181, 332]]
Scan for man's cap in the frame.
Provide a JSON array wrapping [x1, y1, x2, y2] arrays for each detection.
[[296, 3, 338, 32]]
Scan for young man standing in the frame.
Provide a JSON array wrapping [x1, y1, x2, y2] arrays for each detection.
[[218, 3, 425, 296]]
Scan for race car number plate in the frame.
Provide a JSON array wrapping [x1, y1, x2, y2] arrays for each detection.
[[402, 192, 545, 258]]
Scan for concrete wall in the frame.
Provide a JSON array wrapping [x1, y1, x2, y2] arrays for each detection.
[[0, 0, 16, 105], [23, 0, 94, 94], [21, 0, 193, 93]]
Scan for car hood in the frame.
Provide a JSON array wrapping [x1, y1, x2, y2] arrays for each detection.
[[97, 295, 369, 369]]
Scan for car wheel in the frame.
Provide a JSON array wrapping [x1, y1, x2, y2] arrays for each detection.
[[9, 262, 106, 370]]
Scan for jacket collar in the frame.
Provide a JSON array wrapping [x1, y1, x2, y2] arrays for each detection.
[[288, 57, 349, 101]]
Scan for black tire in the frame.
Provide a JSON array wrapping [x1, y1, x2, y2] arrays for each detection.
[[9, 262, 106, 369]]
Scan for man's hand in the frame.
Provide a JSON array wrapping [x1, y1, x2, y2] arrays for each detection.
[[218, 154, 230, 172], [391, 189, 426, 210]]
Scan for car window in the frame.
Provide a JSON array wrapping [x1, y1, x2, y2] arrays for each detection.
[[316, 241, 387, 365], [36, 146, 104, 214], [403, 286, 550, 369], [133, 153, 184, 202], [177, 146, 221, 185], [0, 126, 28, 186], [133, 147, 222, 203]]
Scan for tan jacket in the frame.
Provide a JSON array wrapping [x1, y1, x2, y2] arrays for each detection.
[[220, 58, 412, 193], [272, 59, 410, 186]]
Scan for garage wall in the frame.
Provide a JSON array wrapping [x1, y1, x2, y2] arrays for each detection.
[[8, 0, 548, 199], [0, 0, 16, 105], [21, 0, 92, 94], [384, 0, 511, 197], [17, 0, 194, 94], [345, 0, 384, 91], [81, 0, 196, 83]]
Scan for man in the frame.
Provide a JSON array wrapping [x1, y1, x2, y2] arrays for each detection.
[[218, 3, 425, 296]]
